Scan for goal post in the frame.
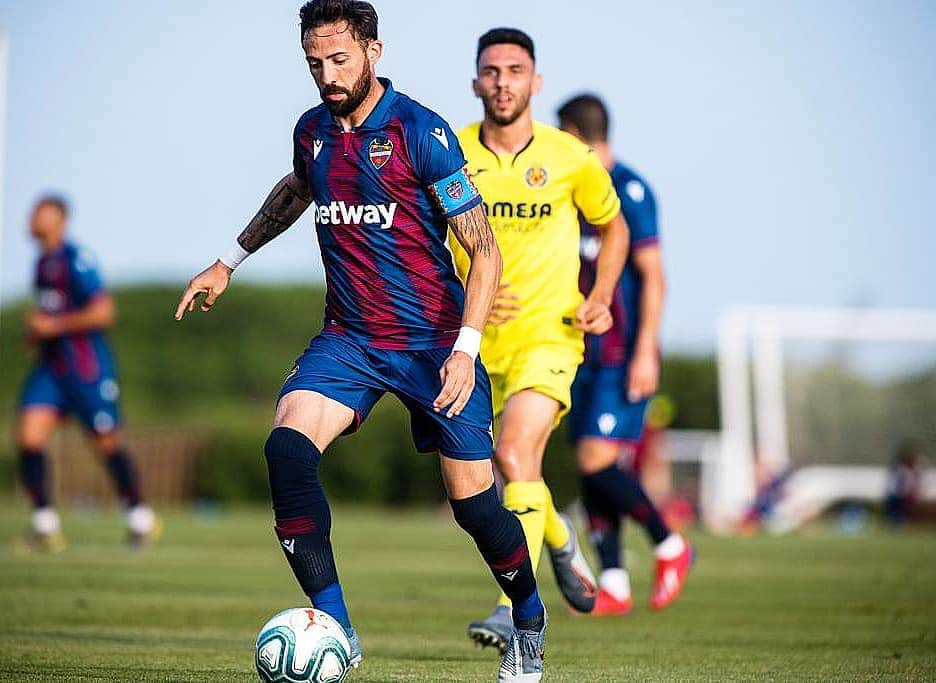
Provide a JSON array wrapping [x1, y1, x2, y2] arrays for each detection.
[[706, 306, 936, 532]]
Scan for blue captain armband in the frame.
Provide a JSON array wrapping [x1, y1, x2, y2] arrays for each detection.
[[429, 166, 482, 218]]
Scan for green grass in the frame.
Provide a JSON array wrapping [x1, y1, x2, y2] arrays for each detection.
[[0, 503, 934, 682]]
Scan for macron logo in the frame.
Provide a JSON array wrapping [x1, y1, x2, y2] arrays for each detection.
[[430, 127, 449, 149], [313, 139, 323, 160], [501, 570, 519, 582], [282, 539, 295, 554], [315, 201, 398, 230]]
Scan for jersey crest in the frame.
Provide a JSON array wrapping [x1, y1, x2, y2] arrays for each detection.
[[368, 137, 394, 169], [524, 165, 548, 188]]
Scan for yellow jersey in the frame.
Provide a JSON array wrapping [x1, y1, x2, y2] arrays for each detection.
[[450, 121, 621, 359]]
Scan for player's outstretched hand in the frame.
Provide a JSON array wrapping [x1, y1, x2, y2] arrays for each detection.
[[175, 260, 232, 320], [434, 351, 476, 418], [574, 298, 613, 335], [487, 282, 521, 326], [626, 348, 660, 402]]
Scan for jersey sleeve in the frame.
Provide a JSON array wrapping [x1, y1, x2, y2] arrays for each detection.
[[292, 116, 312, 187], [410, 115, 482, 218], [573, 151, 621, 226], [70, 247, 106, 305], [620, 178, 659, 249]]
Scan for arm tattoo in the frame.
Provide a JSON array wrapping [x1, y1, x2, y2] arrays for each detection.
[[237, 173, 312, 253], [448, 204, 496, 258]]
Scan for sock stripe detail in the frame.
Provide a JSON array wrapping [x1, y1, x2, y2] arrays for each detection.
[[275, 516, 318, 536], [490, 543, 530, 571]]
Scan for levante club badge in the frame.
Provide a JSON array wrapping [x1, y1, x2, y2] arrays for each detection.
[[446, 179, 464, 200], [369, 137, 393, 169]]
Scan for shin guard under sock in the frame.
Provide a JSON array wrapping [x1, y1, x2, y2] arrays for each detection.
[[265, 427, 350, 630], [450, 484, 543, 623]]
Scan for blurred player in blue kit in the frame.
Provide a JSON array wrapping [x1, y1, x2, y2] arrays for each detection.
[[16, 195, 160, 551], [175, 1, 547, 680], [558, 95, 693, 614]]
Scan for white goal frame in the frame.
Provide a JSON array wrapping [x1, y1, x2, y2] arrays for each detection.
[[704, 306, 936, 531]]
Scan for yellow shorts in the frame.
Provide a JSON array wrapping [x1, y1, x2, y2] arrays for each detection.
[[483, 344, 584, 427]]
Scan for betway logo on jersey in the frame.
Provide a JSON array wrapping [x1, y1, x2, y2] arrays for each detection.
[[315, 201, 398, 229]]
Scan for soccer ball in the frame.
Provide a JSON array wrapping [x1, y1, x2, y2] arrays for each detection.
[[255, 608, 352, 683]]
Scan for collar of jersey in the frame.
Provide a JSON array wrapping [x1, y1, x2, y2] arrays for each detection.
[[327, 77, 397, 131], [41, 242, 70, 259], [477, 121, 536, 167]]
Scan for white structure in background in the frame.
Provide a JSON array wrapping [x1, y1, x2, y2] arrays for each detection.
[[706, 306, 936, 532]]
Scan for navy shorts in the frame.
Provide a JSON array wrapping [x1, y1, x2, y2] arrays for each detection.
[[20, 361, 122, 434], [280, 332, 494, 460], [569, 365, 649, 444]]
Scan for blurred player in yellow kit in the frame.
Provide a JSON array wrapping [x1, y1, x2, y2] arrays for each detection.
[[451, 28, 630, 651]]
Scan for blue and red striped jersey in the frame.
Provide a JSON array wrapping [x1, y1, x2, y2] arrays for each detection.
[[33, 242, 112, 380], [579, 162, 659, 367], [293, 79, 481, 350]]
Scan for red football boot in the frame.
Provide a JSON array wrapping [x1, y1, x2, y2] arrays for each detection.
[[649, 541, 693, 611], [591, 588, 633, 616]]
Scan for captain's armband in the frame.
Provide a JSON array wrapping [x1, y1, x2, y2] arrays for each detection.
[[429, 166, 481, 218]]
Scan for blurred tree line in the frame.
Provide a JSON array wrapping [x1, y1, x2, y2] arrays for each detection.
[[1, 284, 717, 507]]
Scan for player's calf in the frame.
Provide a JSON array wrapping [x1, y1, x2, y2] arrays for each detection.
[[264, 427, 356, 652], [450, 485, 545, 631], [18, 448, 50, 509]]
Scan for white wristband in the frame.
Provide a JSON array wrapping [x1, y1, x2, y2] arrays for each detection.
[[452, 326, 483, 360], [219, 241, 250, 271]]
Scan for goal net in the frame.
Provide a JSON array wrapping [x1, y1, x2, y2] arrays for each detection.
[[705, 306, 936, 532]]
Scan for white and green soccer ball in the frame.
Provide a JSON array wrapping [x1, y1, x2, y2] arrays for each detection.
[[255, 608, 352, 683]]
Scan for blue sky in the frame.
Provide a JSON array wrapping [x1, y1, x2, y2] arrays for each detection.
[[1, 0, 934, 349]]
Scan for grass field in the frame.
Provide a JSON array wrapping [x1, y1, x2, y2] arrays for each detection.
[[0, 502, 934, 682]]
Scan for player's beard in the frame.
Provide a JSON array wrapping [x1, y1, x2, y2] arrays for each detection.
[[319, 66, 372, 117], [482, 88, 531, 127]]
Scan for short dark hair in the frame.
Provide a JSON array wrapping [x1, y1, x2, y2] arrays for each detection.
[[299, 0, 378, 45], [476, 27, 535, 65], [557, 93, 610, 143], [35, 193, 70, 218]]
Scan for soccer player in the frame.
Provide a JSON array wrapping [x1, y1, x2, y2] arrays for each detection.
[[175, 2, 546, 680], [451, 29, 630, 650], [16, 194, 159, 551], [558, 94, 692, 614]]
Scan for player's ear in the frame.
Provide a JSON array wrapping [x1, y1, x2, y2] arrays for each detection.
[[472, 78, 482, 98], [532, 71, 543, 96], [366, 39, 383, 66]]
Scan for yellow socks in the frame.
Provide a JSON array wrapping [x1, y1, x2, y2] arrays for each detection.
[[496, 480, 569, 607], [497, 481, 548, 608], [542, 482, 570, 550]]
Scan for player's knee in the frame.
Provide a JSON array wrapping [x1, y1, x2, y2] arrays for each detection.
[[494, 440, 539, 481], [576, 439, 621, 475], [16, 433, 43, 452], [265, 427, 321, 478], [93, 432, 122, 457], [264, 427, 325, 522], [16, 417, 50, 451]]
